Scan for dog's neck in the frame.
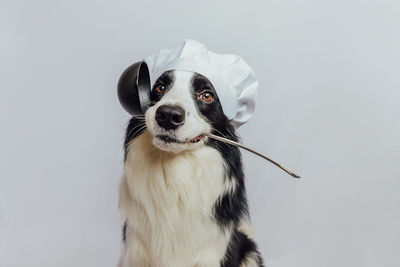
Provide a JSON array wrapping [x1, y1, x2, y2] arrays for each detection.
[[121, 133, 231, 215]]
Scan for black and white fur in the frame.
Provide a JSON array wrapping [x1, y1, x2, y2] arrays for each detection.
[[118, 70, 264, 267]]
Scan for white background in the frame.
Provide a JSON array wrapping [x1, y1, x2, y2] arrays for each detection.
[[1, 0, 399, 266]]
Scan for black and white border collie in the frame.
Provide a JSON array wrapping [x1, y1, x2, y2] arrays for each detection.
[[118, 69, 264, 267]]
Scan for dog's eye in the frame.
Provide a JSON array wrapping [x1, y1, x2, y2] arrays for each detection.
[[199, 91, 214, 103], [155, 85, 165, 95]]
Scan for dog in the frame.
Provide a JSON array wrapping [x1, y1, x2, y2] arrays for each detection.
[[118, 69, 264, 267]]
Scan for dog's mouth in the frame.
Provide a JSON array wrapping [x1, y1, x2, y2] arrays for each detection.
[[156, 134, 205, 144], [188, 135, 204, 143]]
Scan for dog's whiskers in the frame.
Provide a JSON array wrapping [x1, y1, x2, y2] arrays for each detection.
[[131, 125, 147, 137], [209, 128, 232, 149], [127, 121, 146, 138]]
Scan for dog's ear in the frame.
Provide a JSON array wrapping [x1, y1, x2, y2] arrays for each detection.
[[117, 61, 151, 116]]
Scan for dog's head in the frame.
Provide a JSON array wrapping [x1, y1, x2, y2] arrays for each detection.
[[144, 69, 233, 152]]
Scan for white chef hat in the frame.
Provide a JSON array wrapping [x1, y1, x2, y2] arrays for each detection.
[[144, 39, 258, 128]]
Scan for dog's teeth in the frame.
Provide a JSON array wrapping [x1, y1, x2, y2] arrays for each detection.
[[188, 135, 203, 144]]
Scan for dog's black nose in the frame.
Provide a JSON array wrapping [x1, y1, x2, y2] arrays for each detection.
[[155, 105, 185, 130]]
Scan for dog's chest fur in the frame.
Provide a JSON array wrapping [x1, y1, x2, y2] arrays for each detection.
[[120, 133, 232, 266]]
